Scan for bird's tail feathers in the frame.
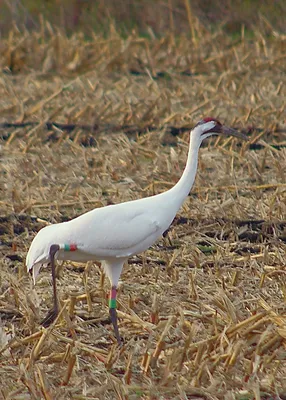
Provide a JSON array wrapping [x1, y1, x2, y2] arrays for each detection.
[[32, 263, 43, 285]]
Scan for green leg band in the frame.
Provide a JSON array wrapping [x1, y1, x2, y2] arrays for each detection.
[[109, 298, 117, 309]]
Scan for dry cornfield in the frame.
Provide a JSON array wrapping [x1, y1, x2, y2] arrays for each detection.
[[0, 22, 286, 400]]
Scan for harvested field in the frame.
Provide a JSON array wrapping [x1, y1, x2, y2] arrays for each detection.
[[0, 21, 286, 400]]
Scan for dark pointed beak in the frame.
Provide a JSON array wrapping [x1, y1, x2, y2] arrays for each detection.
[[219, 125, 248, 140]]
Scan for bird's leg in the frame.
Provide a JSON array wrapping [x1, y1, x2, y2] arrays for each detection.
[[109, 286, 121, 344], [41, 244, 60, 327]]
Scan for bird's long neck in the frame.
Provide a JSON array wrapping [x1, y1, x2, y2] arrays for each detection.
[[165, 130, 201, 210]]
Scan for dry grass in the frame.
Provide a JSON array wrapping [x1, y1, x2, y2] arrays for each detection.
[[0, 23, 286, 400], [1, 0, 286, 36]]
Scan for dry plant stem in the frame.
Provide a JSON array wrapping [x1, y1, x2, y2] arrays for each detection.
[[41, 244, 60, 327]]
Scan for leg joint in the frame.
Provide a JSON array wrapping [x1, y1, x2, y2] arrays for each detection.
[[50, 244, 60, 257]]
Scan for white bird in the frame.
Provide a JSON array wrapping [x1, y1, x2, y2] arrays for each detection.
[[26, 117, 247, 343]]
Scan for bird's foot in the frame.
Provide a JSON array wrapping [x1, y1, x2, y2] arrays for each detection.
[[109, 307, 122, 345], [114, 335, 123, 347], [41, 307, 58, 327], [115, 334, 123, 346]]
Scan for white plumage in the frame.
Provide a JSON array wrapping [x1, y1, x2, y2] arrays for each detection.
[[26, 118, 247, 343]]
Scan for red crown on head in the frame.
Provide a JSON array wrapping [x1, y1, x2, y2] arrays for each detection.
[[202, 117, 221, 125], [195, 117, 222, 128]]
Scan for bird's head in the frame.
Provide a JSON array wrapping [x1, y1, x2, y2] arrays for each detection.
[[193, 117, 248, 141]]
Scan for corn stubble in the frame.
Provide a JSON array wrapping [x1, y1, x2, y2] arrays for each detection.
[[0, 18, 286, 400]]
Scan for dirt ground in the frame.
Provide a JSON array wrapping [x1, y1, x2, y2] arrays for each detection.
[[0, 25, 286, 399]]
